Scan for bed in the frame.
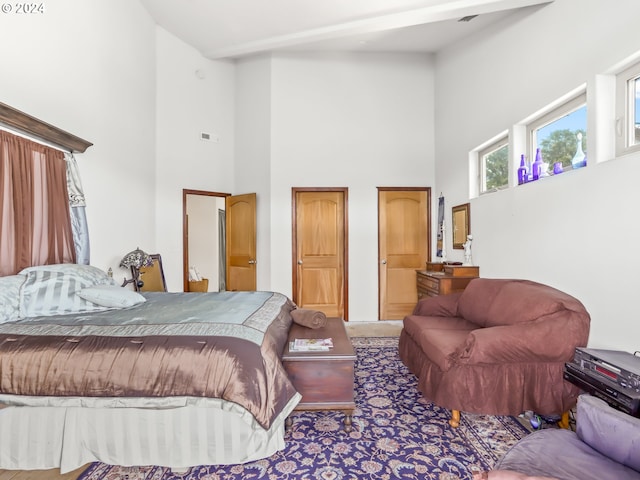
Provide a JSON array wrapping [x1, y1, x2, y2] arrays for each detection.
[[0, 264, 301, 473]]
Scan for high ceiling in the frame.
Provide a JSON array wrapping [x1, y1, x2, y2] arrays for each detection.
[[139, 0, 553, 60]]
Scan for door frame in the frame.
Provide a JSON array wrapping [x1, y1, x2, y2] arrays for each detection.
[[377, 186, 431, 319], [182, 189, 230, 292], [291, 187, 349, 320]]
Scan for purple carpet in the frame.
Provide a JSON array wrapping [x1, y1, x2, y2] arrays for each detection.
[[78, 337, 528, 480]]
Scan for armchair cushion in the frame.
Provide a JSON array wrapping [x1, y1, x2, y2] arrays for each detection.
[[403, 314, 479, 371]]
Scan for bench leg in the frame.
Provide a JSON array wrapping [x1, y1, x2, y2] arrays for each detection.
[[343, 411, 353, 433], [449, 409, 461, 428]]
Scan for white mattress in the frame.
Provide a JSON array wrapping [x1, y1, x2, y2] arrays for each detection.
[[0, 393, 301, 473]]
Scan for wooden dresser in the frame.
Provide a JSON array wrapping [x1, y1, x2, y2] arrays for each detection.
[[416, 263, 479, 298]]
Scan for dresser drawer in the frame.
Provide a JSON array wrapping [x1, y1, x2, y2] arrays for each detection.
[[417, 273, 440, 294], [416, 268, 479, 299]]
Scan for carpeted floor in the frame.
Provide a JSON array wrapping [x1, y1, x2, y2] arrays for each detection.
[[345, 320, 403, 337], [78, 337, 529, 480]]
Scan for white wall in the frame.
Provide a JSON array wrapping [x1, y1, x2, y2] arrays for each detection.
[[154, 28, 236, 291], [0, 3, 237, 292], [12, 2, 635, 345], [266, 52, 436, 320], [0, 0, 157, 279], [235, 56, 273, 290], [435, 0, 640, 351]]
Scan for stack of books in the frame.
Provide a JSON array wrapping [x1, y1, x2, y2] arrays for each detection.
[[289, 337, 334, 352]]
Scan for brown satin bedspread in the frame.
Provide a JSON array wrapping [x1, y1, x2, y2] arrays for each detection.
[[0, 293, 298, 430]]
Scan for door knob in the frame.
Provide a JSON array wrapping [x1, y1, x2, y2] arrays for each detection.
[[381, 259, 387, 264], [297, 260, 303, 265], [248, 259, 256, 265]]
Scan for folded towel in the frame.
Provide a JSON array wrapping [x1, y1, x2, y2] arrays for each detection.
[[291, 308, 327, 329]]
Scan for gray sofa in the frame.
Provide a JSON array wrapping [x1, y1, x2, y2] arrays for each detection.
[[491, 394, 640, 480]]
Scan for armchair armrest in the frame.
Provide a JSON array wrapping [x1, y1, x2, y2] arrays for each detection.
[[412, 292, 462, 317], [458, 314, 585, 365]]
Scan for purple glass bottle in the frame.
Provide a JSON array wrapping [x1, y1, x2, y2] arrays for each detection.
[[532, 148, 543, 181], [517, 154, 527, 185]]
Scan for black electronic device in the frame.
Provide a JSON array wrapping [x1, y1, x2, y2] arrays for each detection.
[[564, 347, 640, 417]]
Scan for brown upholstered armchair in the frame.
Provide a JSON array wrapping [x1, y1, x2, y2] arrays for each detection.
[[399, 278, 591, 427]]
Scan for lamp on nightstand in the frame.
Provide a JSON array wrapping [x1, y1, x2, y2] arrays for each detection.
[[120, 247, 153, 288]]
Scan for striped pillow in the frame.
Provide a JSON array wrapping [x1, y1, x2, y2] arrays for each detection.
[[19, 264, 117, 317]]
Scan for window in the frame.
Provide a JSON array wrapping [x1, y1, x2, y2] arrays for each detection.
[[616, 61, 640, 156], [527, 93, 587, 178], [478, 137, 508, 194]]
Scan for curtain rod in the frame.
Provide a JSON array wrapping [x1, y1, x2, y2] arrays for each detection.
[[0, 124, 73, 154], [0, 102, 92, 153]]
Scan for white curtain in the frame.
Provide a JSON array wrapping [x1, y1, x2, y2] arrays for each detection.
[[65, 153, 90, 264]]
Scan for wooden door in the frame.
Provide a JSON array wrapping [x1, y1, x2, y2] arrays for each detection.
[[292, 189, 348, 319], [226, 193, 257, 291], [378, 188, 430, 319]]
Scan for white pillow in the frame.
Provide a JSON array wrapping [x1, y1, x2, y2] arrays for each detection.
[[19, 264, 117, 317], [0, 275, 25, 323], [77, 285, 146, 308]]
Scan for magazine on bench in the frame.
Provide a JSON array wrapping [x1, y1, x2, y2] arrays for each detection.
[[290, 337, 334, 351]]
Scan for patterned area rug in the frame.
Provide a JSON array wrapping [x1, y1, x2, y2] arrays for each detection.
[[78, 337, 528, 480]]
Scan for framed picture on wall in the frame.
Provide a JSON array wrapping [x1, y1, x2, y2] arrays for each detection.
[[452, 203, 470, 249]]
